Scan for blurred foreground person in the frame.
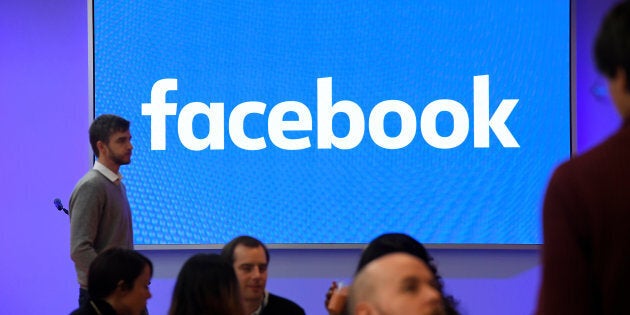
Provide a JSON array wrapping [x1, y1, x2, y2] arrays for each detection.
[[537, 1, 630, 314]]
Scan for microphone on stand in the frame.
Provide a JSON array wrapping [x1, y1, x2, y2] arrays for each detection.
[[53, 198, 69, 215]]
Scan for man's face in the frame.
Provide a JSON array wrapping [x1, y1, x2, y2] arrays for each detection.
[[361, 253, 445, 315], [100, 130, 133, 166], [232, 244, 268, 303]]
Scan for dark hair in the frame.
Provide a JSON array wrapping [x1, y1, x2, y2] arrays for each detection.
[[221, 235, 270, 264], [594, 0, 630, 91], [168, 254, 243, 315], [89, 114, 130, 157], [356, 233, 460, 315], [87, 248, 153, 299]]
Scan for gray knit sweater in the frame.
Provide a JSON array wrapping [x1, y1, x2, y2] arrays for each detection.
[[69, 169, 133, 287]]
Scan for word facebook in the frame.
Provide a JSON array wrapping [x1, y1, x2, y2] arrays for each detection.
[[141, 76, 519, 150]]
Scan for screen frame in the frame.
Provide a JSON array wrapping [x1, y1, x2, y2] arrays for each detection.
[[87, 0, 575, 250]]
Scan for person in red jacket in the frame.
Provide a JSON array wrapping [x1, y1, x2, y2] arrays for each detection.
[[537, 1, 630, 314]]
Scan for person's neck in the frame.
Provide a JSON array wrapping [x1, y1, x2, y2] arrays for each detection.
[[243, 296, 263, 315], [103, 297, 126, 315], [97, 158, 120, 174]]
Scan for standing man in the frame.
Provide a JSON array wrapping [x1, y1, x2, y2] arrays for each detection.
[[221, 236, 305, 315], [537, 1, 630, 314], [70, 114, 134, 306]]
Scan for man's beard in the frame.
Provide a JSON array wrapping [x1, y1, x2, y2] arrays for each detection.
[[112, 155, 130, 165], [107, 147, 131, 165]]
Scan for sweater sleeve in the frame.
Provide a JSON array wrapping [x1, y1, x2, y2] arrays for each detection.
[[69, 176, 104, 287]]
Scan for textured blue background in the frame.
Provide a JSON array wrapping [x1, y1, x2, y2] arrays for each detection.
[[4, 0, 624, 314], [94, 0, 570, 245]]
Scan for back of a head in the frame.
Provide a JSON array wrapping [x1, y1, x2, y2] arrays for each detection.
[[168, 254, 243, 315], [220, 235, 270, 264], [88, 248, 153, 300], [594, 0, 630, 91]]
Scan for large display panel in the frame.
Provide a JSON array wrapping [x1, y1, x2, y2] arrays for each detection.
[[91, 0, 571, 246]]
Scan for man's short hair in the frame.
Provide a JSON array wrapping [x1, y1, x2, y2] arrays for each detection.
[[355, 233, 433, 274], [88, 248, 153, 299], [353, 233, 458, 315], [89, 114, 130, 157], [594, 0, 630, 91], [221, 235, 270, 264], [347, 265, 377, 314]]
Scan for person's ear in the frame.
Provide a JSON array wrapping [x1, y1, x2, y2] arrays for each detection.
[[617, 67, 628, 91], [116, 280, 130, 294], [355, 302, 374, 315], [96, 140, 107, 156]]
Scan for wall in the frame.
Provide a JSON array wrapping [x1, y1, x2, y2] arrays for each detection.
[[0, 0, 619, 314]]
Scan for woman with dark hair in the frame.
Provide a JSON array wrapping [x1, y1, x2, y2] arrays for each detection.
[[168, 254, 244, 315], [326, 233, 459, 315], [70, 248, 153, 315]]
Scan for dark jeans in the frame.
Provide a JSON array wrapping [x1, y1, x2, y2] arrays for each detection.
[[78, 288, 89, 307]]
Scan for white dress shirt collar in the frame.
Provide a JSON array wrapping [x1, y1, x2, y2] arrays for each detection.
[[93, 160, 123, 183]]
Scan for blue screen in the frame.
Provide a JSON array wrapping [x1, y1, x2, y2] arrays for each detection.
[[93, 0, 570, 245]]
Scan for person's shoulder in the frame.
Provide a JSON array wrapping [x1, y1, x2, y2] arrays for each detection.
[[264, 293, 305, 315], [72, 170, 108, 193], [69, 305, 94, 315], [553, 125, 630, 179], [575, 125, 630, 165], [74, 169, 107, 186], [70, 300, 116, 315]]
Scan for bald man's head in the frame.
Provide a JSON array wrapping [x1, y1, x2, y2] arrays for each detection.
[[349, 253, 446, 315]]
